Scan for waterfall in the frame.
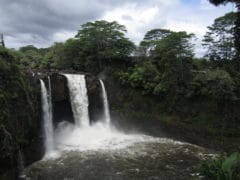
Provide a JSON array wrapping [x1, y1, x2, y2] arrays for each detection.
[[18, 149, 25, 179], [64, 74, 90, 127], [99, 80, 111, 125], [40, 79, 54, 156], [48, 76, 53, 130]]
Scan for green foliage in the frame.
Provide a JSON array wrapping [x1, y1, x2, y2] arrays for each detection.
[[209, 1, 240, 60], [118, 61, 160, 95], [120, 30, 195, 98], [41, 42, 65, 69], [19, 45, 38, 53], [139, 29, 172, 56], [188, 69, 235, 101], [38, 20, 135, 72], [75, 20, 135, 72], [198, 152, 240, 180], [0, 47, 39, 169], [152, 31, 194, 62], [203, 12, 237, 61], [61, 39, 83, 70], [18, 45, 46, 68], [9, 16, 240, 141]]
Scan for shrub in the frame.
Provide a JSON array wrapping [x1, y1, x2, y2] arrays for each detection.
[[198, 152, 240, 180]]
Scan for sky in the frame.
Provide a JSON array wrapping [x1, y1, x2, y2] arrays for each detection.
[[0, 0, 236, 56]]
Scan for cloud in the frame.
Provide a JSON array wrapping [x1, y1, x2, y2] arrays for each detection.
[[0, 0, 235, 57], [1, 0, 106, 48], [162, 0, 235, 57], [102, 0, 234, 57], [103, 0, 179, 44], [103, 5, 161, 44]]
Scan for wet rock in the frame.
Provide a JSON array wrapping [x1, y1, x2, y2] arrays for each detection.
[[86, 74, 103, 124], [37, 72, 103, 125]]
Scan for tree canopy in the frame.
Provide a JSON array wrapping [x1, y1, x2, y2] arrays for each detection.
[[140, 29, 172, 56], [209, 0, 239, 6], [209, 0, 240, 61], [203, 12, 237, 61], [75, 20, 135, 71]]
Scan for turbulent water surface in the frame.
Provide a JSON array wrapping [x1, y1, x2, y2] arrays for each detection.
[[25, 122, 214, 180]]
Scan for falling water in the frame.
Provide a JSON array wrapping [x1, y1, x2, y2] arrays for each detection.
[[40, 79, 54, 156], [26, 74, 215, 180], [18, 149, 26, 179], [64, 74, 90, 127], [48, 77, 53, 129], [99, 80, 111, 125]]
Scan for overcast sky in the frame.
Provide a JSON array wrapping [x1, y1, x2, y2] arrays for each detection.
[[0, 0, 236, 56]]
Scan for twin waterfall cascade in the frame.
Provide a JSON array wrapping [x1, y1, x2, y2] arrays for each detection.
[[40, 79, 54, 157], [40, 74, 115, 157], [64, 74, 90, 127]]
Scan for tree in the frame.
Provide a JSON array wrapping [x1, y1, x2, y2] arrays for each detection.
[[203, 12, 237, 61], [189, 69, 235, 101], [139, 29, 172, 56], [18, 45, 45, 68], [209, 0, 238, 6], [118, 61, 160, 94], [61, 39, 83, 70], [75, 20, 135, 71], [209, 0, 240, 60], [151, 31, 195, 96], [19, 45, 38, 53], [121, 31, 195, 97], [20, 50, 43, 68], [152, 31, 194, 70], [41, 43, 65, 69]]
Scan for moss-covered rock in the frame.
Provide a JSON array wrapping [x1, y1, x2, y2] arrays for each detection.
[[37, 72, 103, 125], [103, 68, 240, 153], [0, 47, 43, 176]]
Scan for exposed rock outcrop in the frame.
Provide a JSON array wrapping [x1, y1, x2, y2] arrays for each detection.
[[36, 71, 103, 126]]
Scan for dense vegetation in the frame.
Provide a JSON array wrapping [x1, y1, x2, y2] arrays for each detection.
[[13, 12, 240, 139], [0, 47, 40, 175], [209, 0, 240, 60], [0, 2, 240, 178], [198, 152, 240, 180]]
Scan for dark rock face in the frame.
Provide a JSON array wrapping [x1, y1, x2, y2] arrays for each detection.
[[42, 73, 104, 126], [104, 72, 240, 153], [50, 73, 74, 125], [86, 75, 103, 124]]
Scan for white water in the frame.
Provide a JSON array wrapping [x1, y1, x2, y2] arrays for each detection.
[[48, 77, 53, 131], [18, 150, 26, 179], [54, 120, 186, 152], [64, 74, 90, 127], [40, 79, 55, 157], [41, 74, 186, 159], [99, 79, 111, 125]]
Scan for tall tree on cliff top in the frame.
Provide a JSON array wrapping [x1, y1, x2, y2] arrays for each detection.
[[140, 29, 172, 56], [152, 31, 195, 88], [75, 20, 135, 71], [203, 12, 237, 61], [209, 0, 240, 60]]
